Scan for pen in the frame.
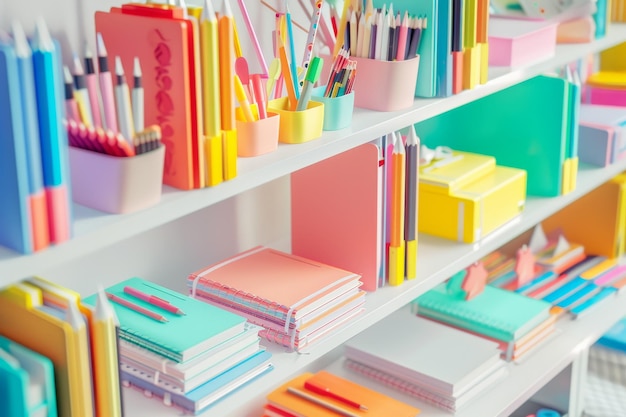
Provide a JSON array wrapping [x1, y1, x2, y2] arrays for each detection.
[[114, 56, 135, 143], [96, 32, 118, 133], [286, 387, 360, 417], [304, 380, 368, 411], [300, 0, 324, 88], [296, 56, 323, 111], [131, 57, 144, 133], [106, 292, 169, 323], [123, 286, 186, 316]]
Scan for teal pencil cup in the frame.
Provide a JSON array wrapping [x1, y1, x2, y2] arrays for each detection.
[[311, 86, 355, 131]]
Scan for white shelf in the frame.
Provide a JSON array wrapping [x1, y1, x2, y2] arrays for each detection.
[[120, 156, 626, 417], [2, 24, 626, 283], [326, 291, 626, 417]]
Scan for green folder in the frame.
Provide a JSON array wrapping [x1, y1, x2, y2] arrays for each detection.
[[415, 283, 552, 342], [414, 75, 571, 196], [83, 277, 247, 363]]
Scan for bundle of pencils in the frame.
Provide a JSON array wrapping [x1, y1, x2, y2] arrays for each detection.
[[340, 2, 426, 61], [323, 46, 357, 98]]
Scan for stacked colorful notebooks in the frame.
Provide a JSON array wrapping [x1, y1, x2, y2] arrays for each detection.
[[413, 282, 555, 362], [84, 277, 272, 415], [343, 310, 507, 412], [187, 246, 366, 351], [263, 370, 421, 416]]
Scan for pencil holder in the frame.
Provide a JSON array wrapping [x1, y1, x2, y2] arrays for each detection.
[[311, 86, 355, 131], [68, 145, 165, 214], [235, 106, 280, 157], [267, 97, 325, 144], [322, 55, 420, 112]]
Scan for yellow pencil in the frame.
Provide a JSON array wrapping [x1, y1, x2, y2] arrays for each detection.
[[234, 74, 255, 122], [389, 132, 406, 286], [201, 0, 221, 138], [219, 0, 235, 131], [92, 288, 122, 417]]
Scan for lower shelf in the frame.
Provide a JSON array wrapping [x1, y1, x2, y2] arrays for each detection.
[[122, 289, 626, 417]]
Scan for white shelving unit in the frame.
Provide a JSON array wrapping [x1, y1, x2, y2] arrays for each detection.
[[2, 5, 626, 416]]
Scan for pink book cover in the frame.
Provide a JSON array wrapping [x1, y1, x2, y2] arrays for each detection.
[[291, 144, 382, 291], [96, 10, 198, 190], [188, 246, 361, 313]]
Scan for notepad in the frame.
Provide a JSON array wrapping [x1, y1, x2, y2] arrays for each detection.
[[344, 311, 504, 398], [83, 277, 246, 363], [415, 282, 552, 342]]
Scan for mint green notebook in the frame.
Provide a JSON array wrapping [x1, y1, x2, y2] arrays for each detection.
[[83, 277, 246, 363], [415, 283, 552, 342], [414, 75, 570, 196]]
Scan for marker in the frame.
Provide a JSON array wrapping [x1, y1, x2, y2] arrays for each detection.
[[296, 56, 323, 111]]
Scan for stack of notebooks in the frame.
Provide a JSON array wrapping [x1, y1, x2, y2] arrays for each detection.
[[187, 246, 366, 352], [413, 282, 555, 361], [343, 311, 507, 412], [84, 277, 272, 415], [263, 370, 421, 416]]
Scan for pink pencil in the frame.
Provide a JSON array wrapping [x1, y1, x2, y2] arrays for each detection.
[[395, 12, 409, 61], [106, 292, 169, 323], [123, 286, 186, 316], [96, 33, 118, 133]]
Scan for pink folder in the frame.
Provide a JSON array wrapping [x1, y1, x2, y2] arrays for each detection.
[[291, 143, 382, 292]]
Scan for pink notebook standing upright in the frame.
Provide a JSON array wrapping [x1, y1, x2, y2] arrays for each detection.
[[291, 144, 382, 291]]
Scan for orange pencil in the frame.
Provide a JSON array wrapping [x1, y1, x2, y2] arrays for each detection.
[[389, 132, 406, 286], [279, 36, 298, 111], [219, 0, 235, 130]]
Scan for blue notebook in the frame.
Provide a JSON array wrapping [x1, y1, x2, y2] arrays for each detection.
[[121, 349, 273, 415], [596, 316, 626, 352], [83, 277, 247, 363], [0, 34, 32, 254], [415, 282, 552, 342]]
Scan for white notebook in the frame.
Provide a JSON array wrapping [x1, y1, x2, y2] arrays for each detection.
[[344, 309, 505, 398]]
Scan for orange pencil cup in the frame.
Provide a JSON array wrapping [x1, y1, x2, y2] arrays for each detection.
[[322, 55, 420, 112], [267, 97, 325, 144], [235, 106, 280, 157]]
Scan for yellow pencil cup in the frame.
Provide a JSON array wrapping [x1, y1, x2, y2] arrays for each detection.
[[267, 97, 325, 144]]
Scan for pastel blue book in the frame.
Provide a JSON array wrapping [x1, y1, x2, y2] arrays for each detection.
[[0, 33, 33, 254], [0, 335, 57, 417], [543, 276, 588, 304], [596, 316, 626, 352], [120, 349, 273, 415], [556, 281, 597, 308], [83, 277, 248, 363], [415, 282, 552, 342], [570, 287, 616, 318]]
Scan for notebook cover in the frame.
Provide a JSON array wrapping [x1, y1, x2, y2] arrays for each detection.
[[0, 39, 33, 254], [291, 144, 381, 292], [0, 347, 29, 417], [83, 277, 246, 363], [188, 247, 361, 316], [419, 151, 495, 194], [267, 371, 420, 417], [578, 123, 615, 167], [0, 284, 93, 417], [95, 10, 198, 190], [344, 311, 502, 396], [0, 335, 57, 417], [414, 75, 570, 197], [543, 179, 624, 258], [415, 283, 552, 341], [579, 104, 626, 161]]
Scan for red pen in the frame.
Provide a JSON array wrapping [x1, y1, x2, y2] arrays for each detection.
[[123, 286, 186, 316], [304, 380, 368, 411]]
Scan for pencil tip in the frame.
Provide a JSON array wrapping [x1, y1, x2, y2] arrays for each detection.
[[96, 32, 107, 57], [115, 56, 124, 75]]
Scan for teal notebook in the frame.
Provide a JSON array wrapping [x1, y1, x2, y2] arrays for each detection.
[[415, 283, 552, 342], [0, 336, 57, 417], [414, 75, 570, 196], [83, 278, 247, 363]]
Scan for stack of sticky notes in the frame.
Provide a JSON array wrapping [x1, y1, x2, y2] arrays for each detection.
[[586, 71, 626, 107], [0, 19, 72, 254], [343, 310, 507, 412], [83, 277, 272, 415], [188, 246, 366, 352], [263, 370, 421, 417], [418, 150, 527, 243]]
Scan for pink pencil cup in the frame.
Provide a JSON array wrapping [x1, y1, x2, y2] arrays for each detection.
[[69, 145, 165, 214], [322, 55, 420, 112], [235, 107, 280, 157]]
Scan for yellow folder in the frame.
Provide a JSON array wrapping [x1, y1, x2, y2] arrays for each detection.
[[0, 283, 94, 417]]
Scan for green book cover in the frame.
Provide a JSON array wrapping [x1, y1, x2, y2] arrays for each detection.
[[415, 282, 551, 341], [83, 277, 247, 363]]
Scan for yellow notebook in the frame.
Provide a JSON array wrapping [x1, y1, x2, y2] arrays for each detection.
[[266, 371, 420, 417], [419, 165, 527, 243], [0, 283, 94, 417], [587, 71, 626, 89], [419, 151, 495, 195]]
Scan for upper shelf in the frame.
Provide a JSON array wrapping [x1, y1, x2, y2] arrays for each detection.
[[2, 24, 626, 282]]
